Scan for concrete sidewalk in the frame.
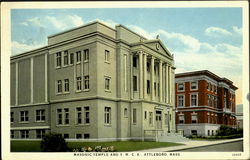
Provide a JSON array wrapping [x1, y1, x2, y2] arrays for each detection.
[[136, 138, 243, 152]]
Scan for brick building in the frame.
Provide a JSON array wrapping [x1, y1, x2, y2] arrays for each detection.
[[175, 70, 237, 136]]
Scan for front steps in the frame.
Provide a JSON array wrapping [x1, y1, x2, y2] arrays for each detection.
[[157, 132, 190, 143]]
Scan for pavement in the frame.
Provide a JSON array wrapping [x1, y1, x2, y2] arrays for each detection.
[[136, 138, 243, 152]]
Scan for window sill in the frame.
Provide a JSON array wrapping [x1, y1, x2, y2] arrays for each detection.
[[84, 60, 89, 63], [177, 90, 185, 92], [56, 92, 63, 95], [62, 65, 69, 68], [83, 89, 90, 92], [63, 92, 70, 95], [190, 89, 198, 91], [105, 90, 111, 93], [76, 62, 81, 65], [75, 90, 82, 93], [56, 124, 70, 127], [105, 61, 110, 64], [55, 66, 61, 69], [35, 121, 45, 123], [19, 121, 29, 124], [75, 123, 90, 126], [104, 124, 111, 127]]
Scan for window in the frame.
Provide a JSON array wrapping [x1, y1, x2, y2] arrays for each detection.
[[214, 86, 217, 93], [149, 112, 153, 125], [147, 80, 150, 94], [84, 49, 89, 62], [207, 82, 209, 90], [64, 79, 69, 92], [76, 51, 81, 63], [191, 94, 198, 106], [158, 83, 160, 96], [144, 111, 147, 119], [57, 109, 62, 125], [190, 81, 198, 90], [133, 56, 137, 67], [57, 80, 62, 93], [76, 134, 82, 139], [56, 52, 62, 67], [132, 108, 137, 124], [64, 108, 69, 124], [76, 77, 82, 91], [36, 129, 45, 139], [104, 107, 111, 124], [64, 134, 69, 139], [76, 107, 82, 124], [63, 51, 68, 66], [147, 62, 150, 72], [178, 83, 184, 91], [20, 111, 29, 122], [20, 130, 29, 139], [105, 50, 110, 62], [191, 114, 197, 123], [105, 77, 111, 91], [84, 134, 90, 139], [36, 109, 45, 121], [11, 130, 14, 138], [84, 75, 89, 90], [124, 108, 128, 117], [11, 112, 14, 123], [191, 130, 197, 136], [178, 95, 184, 107], [179, 114, 184, 124], [208, 130, 210, 136], [212, 130, 214, 136], [69, 53, 74, 65], [133, 76, 137, 91], [210, 83, 212, 91], [207, 95, 210, 106], [84, 106, 90, 124]]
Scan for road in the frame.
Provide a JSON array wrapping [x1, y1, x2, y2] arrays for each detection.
[[174, 140, 243, 152]]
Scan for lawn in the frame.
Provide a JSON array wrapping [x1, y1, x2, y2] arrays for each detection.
[[11, 140, 183, 152]]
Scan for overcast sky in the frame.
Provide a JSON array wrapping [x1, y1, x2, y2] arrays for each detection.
[[11, 7, 243, 104]]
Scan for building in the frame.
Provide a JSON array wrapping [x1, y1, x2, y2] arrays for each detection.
[[10, 21, 176, 140], [236, 104, 243, 129], [175, 70, 237, 137]]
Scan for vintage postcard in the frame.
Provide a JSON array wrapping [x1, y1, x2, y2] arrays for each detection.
[[1, 1, 249, 160]]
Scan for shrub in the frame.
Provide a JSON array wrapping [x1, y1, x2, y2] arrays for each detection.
[[40, 133, 69, 152], [216, 125, 238, 136]]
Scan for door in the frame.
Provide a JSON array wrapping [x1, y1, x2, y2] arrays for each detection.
[[155, 111, 162, 129]]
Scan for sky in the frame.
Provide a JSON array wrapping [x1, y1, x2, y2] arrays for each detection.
[[11, 8, 243, 104]]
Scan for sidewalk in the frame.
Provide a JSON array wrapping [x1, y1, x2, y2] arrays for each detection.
[[136, 138, 243, 152]]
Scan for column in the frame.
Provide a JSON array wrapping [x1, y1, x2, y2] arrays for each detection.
[[45, 53, 48, 102], [159, 60, 163, 102], [143, 53, 147, 98], [166, 64, 169, 103], [139, 51, 143, 99], [130, 52, 134, 99], [168, 65, 171, 103], [169, 66, 172, 104], [151, 56, 155, 101], [15, 62, 18, 105], [30, 57, 34, 104]]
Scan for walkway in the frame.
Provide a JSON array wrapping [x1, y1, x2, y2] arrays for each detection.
[[136, 138, 243, 152]]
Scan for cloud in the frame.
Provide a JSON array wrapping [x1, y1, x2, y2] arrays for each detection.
[[20, 15, 84, 31], [11, 41, 46, 56], [232, 26, 242, 35], [205, 27, 232, 37]]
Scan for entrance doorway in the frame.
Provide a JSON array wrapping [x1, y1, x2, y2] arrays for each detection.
[[155, 111, 162, 129]]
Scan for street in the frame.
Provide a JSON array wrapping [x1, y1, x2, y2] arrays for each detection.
[[174, 140, 243, 152]]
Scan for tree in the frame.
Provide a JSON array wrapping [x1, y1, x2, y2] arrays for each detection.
[[40, 133, 69, 152]]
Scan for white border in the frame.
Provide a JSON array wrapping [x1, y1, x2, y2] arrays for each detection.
[[1, 1, 249, 160]]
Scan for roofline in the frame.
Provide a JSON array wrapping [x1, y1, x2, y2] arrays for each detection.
[[115, 24, 148, 41], [175, 70, 238, 90], [11, 46, 48, 60], [48, 20, 116, 38]]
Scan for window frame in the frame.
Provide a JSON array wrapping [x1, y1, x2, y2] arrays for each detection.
[[191, 113, 198, 123], [190, 93, 198, 106], [179, 114, 185, 124], [20, 111, 29, 123], [177, 94, 185, 107], [35, 109, 45, 122], [84, 106, 90, 124], [84, 75, 89, 90], [76, 51, 81, 63], [20, 130, 29, 139], [55, 52, 62, 68], [36, 129, 45, 139], [104, 76, 111, 92], [105, 50, 110, 63], [133, 76, 138, 91], [69, 53, 74, 65], [76, 107, 82, 124], [177, 83, 185, 92], [84, 49, 89, 62], [104, 107, 111, 125], [57, 80, 62, 94], [132, 108, 137, 124], [64, 79, 69, 93], [190, 81, 198, 91], [63, 50, 69, 66], [11, 112, 14, 123], [76, 77, 82, 91]]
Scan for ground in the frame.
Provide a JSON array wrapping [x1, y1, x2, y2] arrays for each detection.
[[11, 140, 183, 152]]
